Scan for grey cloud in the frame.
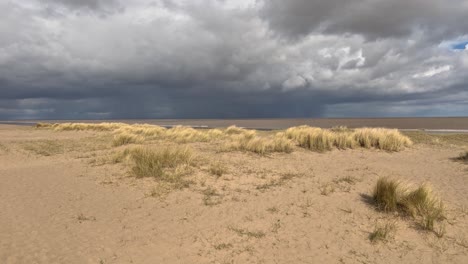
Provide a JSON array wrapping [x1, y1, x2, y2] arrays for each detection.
[[0, 0, 467, 120], [260, 0, 468, 41]]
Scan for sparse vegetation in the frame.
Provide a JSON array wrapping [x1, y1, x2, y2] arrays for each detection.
[[209, 161, 227, 177], [22, 140, 64, 156], [229, 227, 266, 238], [203, 187, 223, 206], [369, 221, 397, 243], [320, 183, 336, 196], [372, 177, 445, 232], [77, 213, 96, 222], [129, 147, 194, 188]]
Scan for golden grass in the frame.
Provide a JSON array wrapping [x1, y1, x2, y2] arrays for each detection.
[[372, 177, 444, 231], [373, 177, 404, 212], [112, 133, 143, 146], [285, 126, 412, 152], [225, 133, 294, 155], [129, 147, 194, 182], [353, 128, 412, 151], [37, 122, 412, 153]]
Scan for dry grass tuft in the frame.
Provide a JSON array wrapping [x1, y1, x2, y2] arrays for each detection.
[[353, 128, 412, 151], [209, 161, 227, 177], [373, 177, 404, 212], [112, 133, 143, 146], [372, 177, 445, 231], [226, 133, 294, 155], [225, 125, 250, 135], [129, 147, 194, 188], [401, 185, 444, 230]]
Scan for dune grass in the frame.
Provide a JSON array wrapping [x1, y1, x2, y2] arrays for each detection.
[[112, 133, 144, 146], [285, 126, 412, 152], [37, 122, 412, 153], [129, 147, 194, 182], [372, 177, 444, 231], [225, 133, 294, 155]]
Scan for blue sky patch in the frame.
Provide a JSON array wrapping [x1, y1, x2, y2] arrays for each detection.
[[452, 41, 468, 50]]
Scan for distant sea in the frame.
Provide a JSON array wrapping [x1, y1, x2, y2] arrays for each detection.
[[1, 117, 468, 132]]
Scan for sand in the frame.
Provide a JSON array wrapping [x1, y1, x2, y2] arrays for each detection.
[[0, 125, 467, 263]]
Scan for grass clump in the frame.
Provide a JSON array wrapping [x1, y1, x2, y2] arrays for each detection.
[[401, 185, 444, 230], [209, 161, 227, 177], [353, 128, 412, 151], [372, 177, 404, 212], [112, 133, 143, 146], [129, 147, 194, 186], [369, 221, 397, 243], [372, 177, 445, 232]]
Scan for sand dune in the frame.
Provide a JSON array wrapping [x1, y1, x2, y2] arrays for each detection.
[[0, 124, 467, 263]]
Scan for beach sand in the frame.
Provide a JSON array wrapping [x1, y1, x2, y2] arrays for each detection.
[[0, 124, 467, 263]]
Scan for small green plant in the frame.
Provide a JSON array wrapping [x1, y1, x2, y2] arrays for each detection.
[[369, 221, 396, 243]]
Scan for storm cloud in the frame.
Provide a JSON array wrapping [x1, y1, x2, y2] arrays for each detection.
[[0, 0, 467, 119]]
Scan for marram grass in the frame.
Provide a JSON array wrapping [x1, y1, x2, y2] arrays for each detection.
[[37, 122, 412, 152], [285, 126, 412, 152], [372, 177, 444, 231]]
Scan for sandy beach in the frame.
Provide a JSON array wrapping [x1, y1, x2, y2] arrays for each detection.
[[0, 124, 467, 263]]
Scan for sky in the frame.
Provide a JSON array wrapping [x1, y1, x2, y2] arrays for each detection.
[[0, 0, 467, 120]]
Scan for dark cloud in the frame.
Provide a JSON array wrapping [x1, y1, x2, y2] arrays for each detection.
[[0, 0, 467, 120], [260, 0, 468, 41]]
